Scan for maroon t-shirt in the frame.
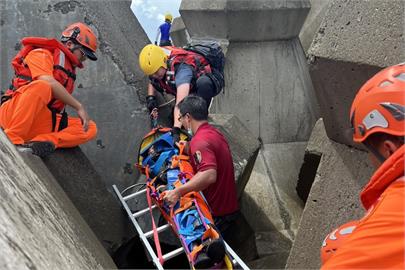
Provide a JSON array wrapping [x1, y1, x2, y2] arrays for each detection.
[[189, 122, 239, 216]]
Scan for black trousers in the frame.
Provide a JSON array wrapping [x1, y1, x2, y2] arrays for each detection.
[[194, 74, 217, 110], [213, 211, 241, 243]]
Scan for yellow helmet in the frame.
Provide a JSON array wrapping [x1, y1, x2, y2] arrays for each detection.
[[165, 13, 173, 23], [139, 44, 168, 76]]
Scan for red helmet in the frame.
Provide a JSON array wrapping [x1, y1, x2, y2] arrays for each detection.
[[350, 63, 405, 143], [61, 22, 98, 61]]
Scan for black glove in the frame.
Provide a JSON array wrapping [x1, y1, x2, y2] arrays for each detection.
[[146, 95, 158, 113], [172, 127, 181, 145]]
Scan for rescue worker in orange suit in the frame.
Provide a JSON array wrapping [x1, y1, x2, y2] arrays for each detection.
[[321, 63, 405, 269], [0, 22, 98, 157], [163, 95, 239, 267], [138, 44, 222, 142]]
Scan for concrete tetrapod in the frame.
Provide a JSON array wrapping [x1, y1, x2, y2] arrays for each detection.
[[0, 130, 116, 269], [307, 0, 404, 146]]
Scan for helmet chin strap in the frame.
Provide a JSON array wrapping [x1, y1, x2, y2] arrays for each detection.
[[363, 142, 386, 163]]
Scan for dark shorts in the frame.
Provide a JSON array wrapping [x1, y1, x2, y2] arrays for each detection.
[[194, 74, 217, 109], [159, 40, 172, 46], [213, 211, 241, 243]]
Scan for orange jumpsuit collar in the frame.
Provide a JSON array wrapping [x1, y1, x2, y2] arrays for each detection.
[[360, 145, 405, 210]]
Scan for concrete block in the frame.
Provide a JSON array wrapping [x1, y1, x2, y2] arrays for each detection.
[[260, 143, 306, 233], [241, 143, 306, 233], [250, 231, 292, 269], [179, 0, 228, 40], [285, 119, 374, 269], [211, 39, 319, 143], [180, 0, 310, 41], [248, 253, 289, 270], [170, 16, 190, 47], [41, 147, 134, 254], [0, 130, 115, 269], [208, 114, 260, 198], [308, 0, 405, 145], [0, 0, 151, 191], [240, 142, 306, 268], [299, 0, 332, 54]]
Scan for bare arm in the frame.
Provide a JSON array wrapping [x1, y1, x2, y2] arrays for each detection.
[[148, 82, 156, 96], [178, 169, 216, 195], [37, 75, 90, 131], [173, 83, 190, 128]]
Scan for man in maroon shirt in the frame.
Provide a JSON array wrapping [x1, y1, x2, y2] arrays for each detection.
[[163, 95, 239, 241]]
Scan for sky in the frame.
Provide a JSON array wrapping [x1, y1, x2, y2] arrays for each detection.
[[131, 0, 182, 42]]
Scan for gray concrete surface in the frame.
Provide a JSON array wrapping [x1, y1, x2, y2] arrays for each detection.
[[241, 142, 306, 268], [0, 130, 116, 269], [251, 231, 293, 269], [299, 0, 332, 54], [180, 0, 310, 41], [286, 119, 374, 269], [310, 60, 381, 146], [242, 143, 306, 235], [308, 0, 405, 145], [211, 39, 319, 143], [0, 0, 151, 191], [41, 147, 134, 254], [170, 16, 190, 47]]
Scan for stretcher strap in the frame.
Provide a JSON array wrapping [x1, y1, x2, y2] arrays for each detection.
[[189, 243, 204, 262], [146, 180, 164, 265]]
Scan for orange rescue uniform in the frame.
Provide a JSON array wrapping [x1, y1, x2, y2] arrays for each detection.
[[321, 145, 405, 269], [0, 49, 97, 147]]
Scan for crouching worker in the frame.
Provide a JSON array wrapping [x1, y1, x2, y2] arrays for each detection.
[[163, 95, 240, 264], [138, 44, 224, 142], [321, 63, 405, 268], [0, 22, 98, 157]]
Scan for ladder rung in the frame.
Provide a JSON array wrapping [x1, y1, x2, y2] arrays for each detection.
[[144, 224, 170, 238], [162, 247, 184, 261], [123, 188, 147, 201], [132, 204, 157, 218]]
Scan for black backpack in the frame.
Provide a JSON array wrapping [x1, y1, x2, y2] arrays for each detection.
[[183, 42, 225, 94], [183, 42, 225, 73]]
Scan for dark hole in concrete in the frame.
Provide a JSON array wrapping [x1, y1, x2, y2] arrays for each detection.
[[296, 152, 322, 203], [112, 235, 189, 269]]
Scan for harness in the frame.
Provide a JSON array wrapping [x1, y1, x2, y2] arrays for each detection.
[[150, 47, 212, 95], [2, 37, 81, 131]]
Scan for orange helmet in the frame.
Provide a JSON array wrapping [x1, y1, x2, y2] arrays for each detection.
[[61, 22, 98, 61], [350, 63, 405, 143]]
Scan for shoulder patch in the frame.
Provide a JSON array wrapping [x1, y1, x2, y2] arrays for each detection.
[[194, 150, 202, 165]]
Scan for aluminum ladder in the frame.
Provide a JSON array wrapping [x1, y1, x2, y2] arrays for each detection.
[[113, 184, 250, 270]]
